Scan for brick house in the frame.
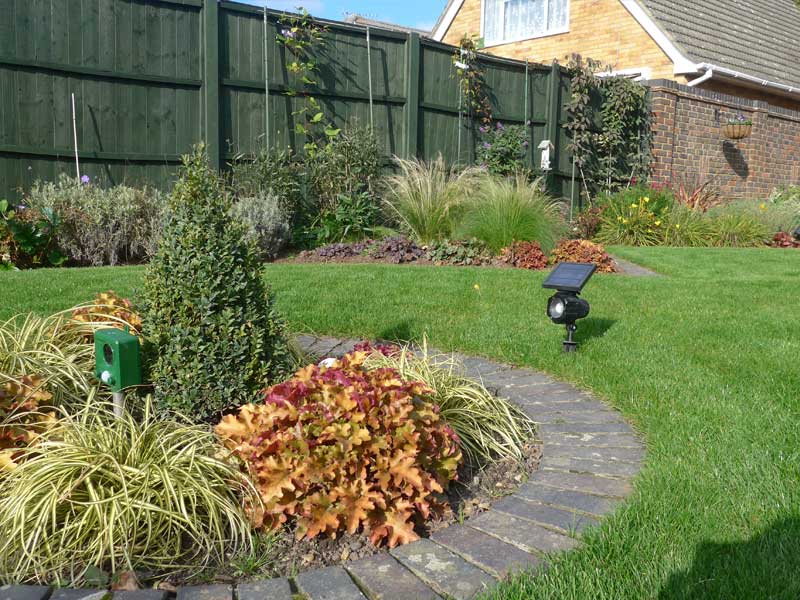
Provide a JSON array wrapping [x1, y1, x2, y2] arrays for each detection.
[[433, 0, 800, 198], [432, 0, 800, 111]]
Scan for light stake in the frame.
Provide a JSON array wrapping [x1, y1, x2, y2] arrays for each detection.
[[542, 262, 596, 353]]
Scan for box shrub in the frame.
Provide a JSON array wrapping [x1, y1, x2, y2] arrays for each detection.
[[141, 146, 291, 422], [216, 351, 461, 548], [550, 239, 616, 273], [25, 175, 164, 266]]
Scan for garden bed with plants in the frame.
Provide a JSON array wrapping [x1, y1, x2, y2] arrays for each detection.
[[0, 150, 546, 593]]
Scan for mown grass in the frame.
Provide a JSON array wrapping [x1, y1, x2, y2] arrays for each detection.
[[1, 247, 799, 599]]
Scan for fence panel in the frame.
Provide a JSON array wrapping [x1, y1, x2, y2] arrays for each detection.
[[0, 0, 578, 203]]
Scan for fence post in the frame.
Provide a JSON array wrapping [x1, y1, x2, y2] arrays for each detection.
[[203, 0, 221, 170], [545, 61, 560, 193], [404, 33, 421, 158]]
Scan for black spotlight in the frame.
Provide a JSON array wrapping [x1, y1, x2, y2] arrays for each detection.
[[542, 262, 597, 353]]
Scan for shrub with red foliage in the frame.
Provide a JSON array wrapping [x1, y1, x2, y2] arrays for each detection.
[[771, 232, 800, 248], [550, 239, 616, 273], [500, 241, 548, 270]]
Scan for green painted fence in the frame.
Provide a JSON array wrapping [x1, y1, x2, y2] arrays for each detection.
[[0, 0, 577, 200]]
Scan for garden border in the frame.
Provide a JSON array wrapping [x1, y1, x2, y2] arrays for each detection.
[[2, 336, 645, 600]]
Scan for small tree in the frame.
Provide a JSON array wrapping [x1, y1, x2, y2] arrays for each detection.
[[142, 146, 290, 421]]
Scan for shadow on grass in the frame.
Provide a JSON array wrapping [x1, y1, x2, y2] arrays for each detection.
[[659, 518, 800, 599], [574, 317, 616, 345], [378, 320, 415, 344]]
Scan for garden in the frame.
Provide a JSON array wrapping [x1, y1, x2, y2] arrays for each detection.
[[2, 27, 800, 600]]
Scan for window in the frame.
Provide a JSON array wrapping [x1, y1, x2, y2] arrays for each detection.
[[482, 0, 569, 45]]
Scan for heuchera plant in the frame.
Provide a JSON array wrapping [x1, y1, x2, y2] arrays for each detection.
[[216, 351, 462, 548], [70, 291, 142, 338], [0, 376, 54, 472], [500, 240, 548, 270], [550, 239, 617, 273]]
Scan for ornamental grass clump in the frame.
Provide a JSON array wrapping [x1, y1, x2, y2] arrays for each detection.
[[0, 398, 257, 585], [142, 146, 291, 422], [216, 351, 462, 548], [382, 156, 475, 245], [458, 174, 564, 253], [362, 341, 535, 464]]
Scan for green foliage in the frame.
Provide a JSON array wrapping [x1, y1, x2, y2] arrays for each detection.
[[0, 200, 65, 269], [217, 351, 461, 548], [382, 156, 474, 245], [0, 398, 257, 585], [476, 122, 530, 177], [310, 192, 381, 245], [25, 174, 165, 266], [230, 192, 291, 261], [362, 341, 535, 464], [564, 55, 651, 200], [705, 208, 770, 247], [141, 146, 291, 421], [596, 193, 668, 246], [458, 174, 565, 253], [427, 238, 492, 266], [228, 148, 304, 217], [661, 204, 713, 247]]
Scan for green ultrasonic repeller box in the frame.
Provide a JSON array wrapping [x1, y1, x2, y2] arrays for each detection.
[[94, 328, 142, 392]]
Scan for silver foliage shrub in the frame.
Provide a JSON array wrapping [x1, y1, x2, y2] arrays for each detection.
[[229, 191, 291, 260], [25, 174, 165, 266]]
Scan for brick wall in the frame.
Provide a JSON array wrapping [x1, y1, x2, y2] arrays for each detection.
[[645, 80, 800, 199], [441, 0, 675, 79]]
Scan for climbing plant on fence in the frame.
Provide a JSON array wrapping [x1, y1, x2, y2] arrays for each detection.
[[563, 54, 651, 203]]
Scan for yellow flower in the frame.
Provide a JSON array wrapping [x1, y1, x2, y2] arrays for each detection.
[[643, 197, 650, 203], [617, 216, 623, 222], [622, 218, 629, 224], [675, 224, 681, 229], [473, 284, 480, 291], [759, 203, 767, 211], [631, 203, 638, 209], [655, 220, 662, 226]]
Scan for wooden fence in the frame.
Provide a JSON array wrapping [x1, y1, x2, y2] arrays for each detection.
[[0, 0, 577, 200]]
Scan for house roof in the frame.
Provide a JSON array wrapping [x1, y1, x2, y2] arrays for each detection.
[[344, 14, 431, 37], [629, 0, 800, 90]]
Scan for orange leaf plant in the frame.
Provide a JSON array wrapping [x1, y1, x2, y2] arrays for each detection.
[[216, 351, 462, 548]]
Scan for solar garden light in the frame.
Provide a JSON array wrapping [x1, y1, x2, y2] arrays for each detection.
[[542, 262, 597, 353], [94, 328, 142, 417]]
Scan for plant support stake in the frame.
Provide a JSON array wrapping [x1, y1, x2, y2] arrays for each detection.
[[71, 93, 81, 180], [263, 1, 271, 148], [366, 26, 374, 132]]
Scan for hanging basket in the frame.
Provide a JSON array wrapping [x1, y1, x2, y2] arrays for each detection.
[[722, 122, 752, 140]]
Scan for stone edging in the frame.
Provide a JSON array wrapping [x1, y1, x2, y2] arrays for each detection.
[[2, 337, 645, 600]]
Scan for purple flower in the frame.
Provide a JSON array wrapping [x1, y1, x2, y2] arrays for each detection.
[[482, 142, 491, 149], [522, 140, 529, 148], [479, 126, 489, 134], [496, 122, 505, 130], [80, 175, 90, 184], [281, 28, 296, 39]]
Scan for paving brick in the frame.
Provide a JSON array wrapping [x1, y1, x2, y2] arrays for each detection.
[[295, 566, 366, 600], [391, 539, 495, 600], [431, 524, 541, 578], [113, 593, 168, 600], [50, 591, 109, 600], [529, 471, 632, 498], [0, 586, 52, 600], [516, 484, 620, 516], [237, 578, 293, 600], [491, 495, 599, 533], [543, 444, 645, 463], [346, 552, 440, 600], [467, 511, 579, 555], [541, 456, 641, 478], [176, 585, 232, 600], [544, 433, 642, 447], [538, 422, 635, 435]]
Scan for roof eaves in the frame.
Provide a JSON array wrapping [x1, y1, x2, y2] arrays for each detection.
[[432, 0, 464, 41]]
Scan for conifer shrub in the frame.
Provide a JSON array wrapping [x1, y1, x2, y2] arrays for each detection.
[[142, 147, 290, 421]]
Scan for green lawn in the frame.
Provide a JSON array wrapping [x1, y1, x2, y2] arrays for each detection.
[[2, 247, 799, 599]]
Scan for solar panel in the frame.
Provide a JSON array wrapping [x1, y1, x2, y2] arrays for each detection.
[[542, 262, 597, 292]]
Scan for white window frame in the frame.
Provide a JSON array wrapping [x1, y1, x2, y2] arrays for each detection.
[[480, 0, 570, 47]]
